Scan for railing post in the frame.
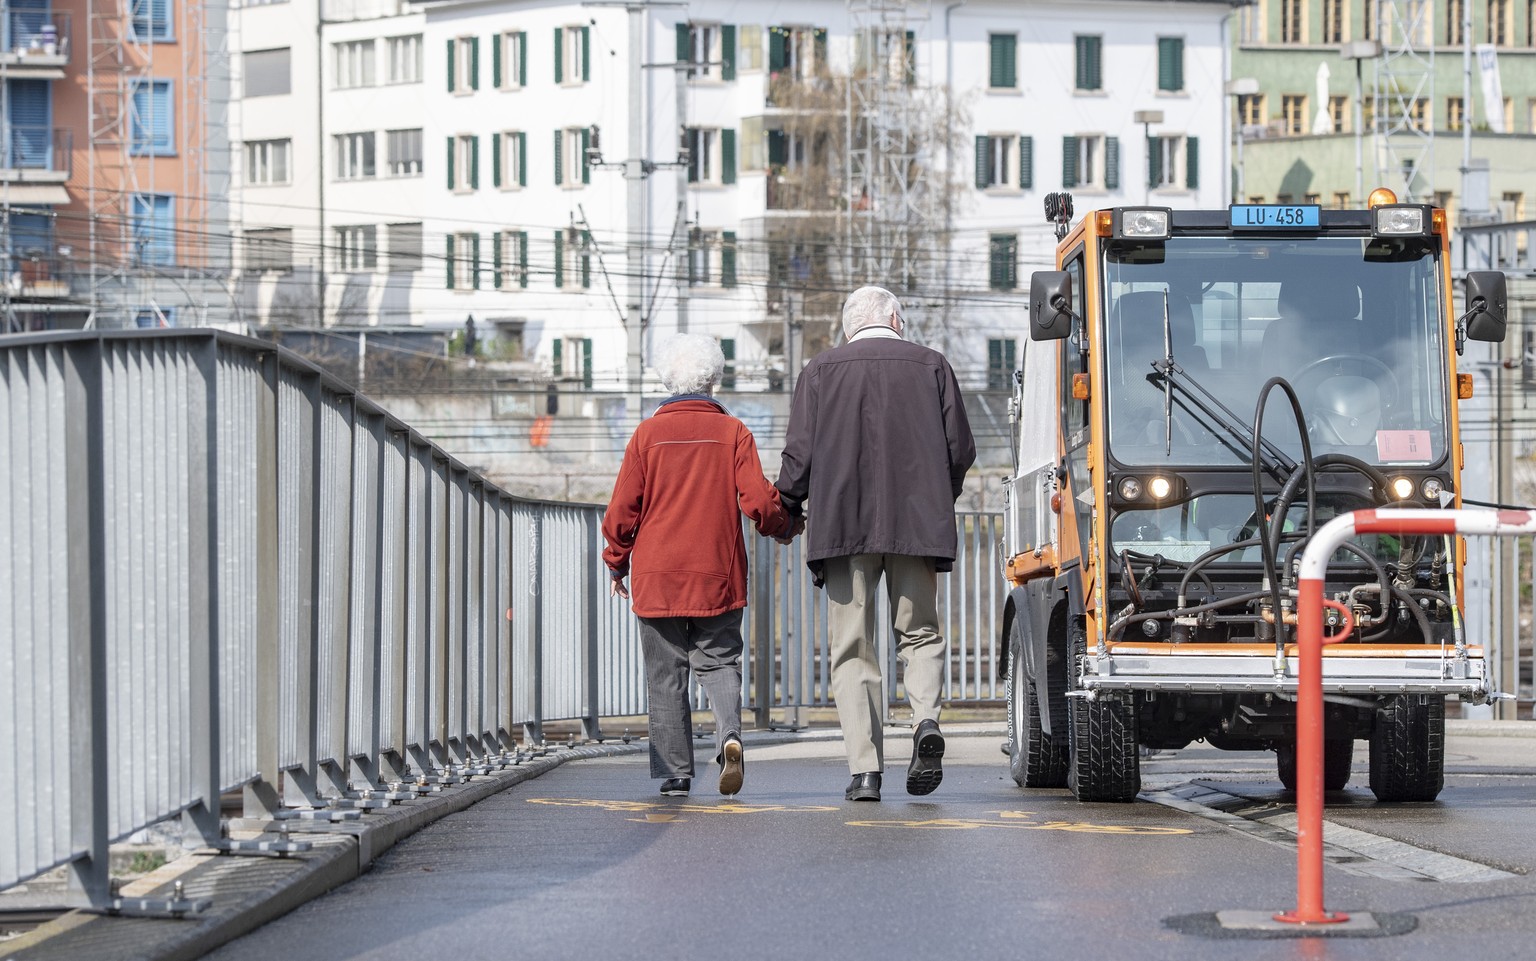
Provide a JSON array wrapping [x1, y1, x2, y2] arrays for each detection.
[[524, 508, 545, 744], [582, 510, 602, 740], [184, 339, 223, 847], [246, 351, 282, 817], [752, 533, 774, 729]]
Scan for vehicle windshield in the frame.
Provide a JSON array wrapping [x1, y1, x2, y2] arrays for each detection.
[[1102, 235, 1448, 469]]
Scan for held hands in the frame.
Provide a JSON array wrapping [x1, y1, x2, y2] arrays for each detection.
[[774, 514, 807, 545]]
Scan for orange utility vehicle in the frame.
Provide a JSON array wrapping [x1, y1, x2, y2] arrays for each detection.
[[1001, 190, 1509, 802]]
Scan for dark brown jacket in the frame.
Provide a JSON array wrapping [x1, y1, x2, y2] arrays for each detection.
[[776, 336, 976, 582]]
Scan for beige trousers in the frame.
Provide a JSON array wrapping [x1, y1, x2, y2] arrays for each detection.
[[821, 553, 947, 775]]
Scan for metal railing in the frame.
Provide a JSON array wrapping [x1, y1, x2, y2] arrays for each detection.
[[2, 125, 72, 175], [0, 329, 1010, 907], [2, 9, 69, 63]]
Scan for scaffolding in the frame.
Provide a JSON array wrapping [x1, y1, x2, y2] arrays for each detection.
[[1371, 0, 1435, 201]]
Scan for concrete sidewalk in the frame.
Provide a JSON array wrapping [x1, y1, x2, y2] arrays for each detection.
[[2, 719, 1532, 961]]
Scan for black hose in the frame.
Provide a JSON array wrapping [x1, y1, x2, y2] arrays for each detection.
[[1109, 590, 1273, 642], [1251, 378, 1314, 645]]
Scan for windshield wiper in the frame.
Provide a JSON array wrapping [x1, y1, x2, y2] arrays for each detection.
[[1147, 361, 1297, 482]]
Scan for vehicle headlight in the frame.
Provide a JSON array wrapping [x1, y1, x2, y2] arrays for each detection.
[[1421, 477, 1445, 501], [1372, 204, 1428, 237], [1391, 476, 1415, 500], [1117, 476, 1143, 500], [1114, 208, 1172, 240], [1148, 476, 1173, 500]]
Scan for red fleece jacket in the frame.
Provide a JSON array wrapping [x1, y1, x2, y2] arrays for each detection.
[[602, 398, 791, 618]]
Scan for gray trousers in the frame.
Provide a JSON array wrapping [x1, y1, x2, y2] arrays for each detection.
[[822, 554, 947, 776], [638, 610, 745, 779]]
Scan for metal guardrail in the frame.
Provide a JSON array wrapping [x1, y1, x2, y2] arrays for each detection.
[[0, 329, 1006, 906]]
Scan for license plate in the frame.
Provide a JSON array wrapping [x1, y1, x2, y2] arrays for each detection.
[[1229, 204, 1320, 229]]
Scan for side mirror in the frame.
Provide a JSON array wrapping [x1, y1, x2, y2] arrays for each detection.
[[1464, 271, 1507, 343], [1029, 270, 1075, 341]]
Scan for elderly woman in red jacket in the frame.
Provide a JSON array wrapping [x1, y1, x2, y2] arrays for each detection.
[[602, 334, 791, 797]]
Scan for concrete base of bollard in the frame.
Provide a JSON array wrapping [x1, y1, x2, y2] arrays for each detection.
[[1164, 910, 1418, 939]]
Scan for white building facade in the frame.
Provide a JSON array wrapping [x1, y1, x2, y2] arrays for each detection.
[[232, 0, 1240, 394]]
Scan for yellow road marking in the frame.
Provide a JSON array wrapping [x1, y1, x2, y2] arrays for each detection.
[[528, 797, 839, 815], [848, 812, 1192, 835]]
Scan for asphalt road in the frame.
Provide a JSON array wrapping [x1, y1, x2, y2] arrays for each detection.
[[202, 729, 1536, 961]]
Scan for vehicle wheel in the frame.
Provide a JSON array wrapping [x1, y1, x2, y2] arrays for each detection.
[[1066, 693, 1140, 803], [1369, 694, 1445, 802], [1007, 616, 1068, 788], [1277, 737, 1355, 792]]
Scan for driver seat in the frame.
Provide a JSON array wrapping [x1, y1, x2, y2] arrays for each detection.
[[1262, 276, 1363, 369]]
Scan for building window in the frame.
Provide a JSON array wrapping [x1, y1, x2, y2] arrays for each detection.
[[386, 35, 421, 84], [686, 127, 737, 185], [446, 231, 479, 288], [135, 307, 175, 328], [856, 27, 915, 85], [449, 36, 479, 93], [551, 337, 593, 387], [1074, 35, 1102, 92], [768, 25, 825, 82], [987, 339, 1017, 390], [1362, 0, 1378, 40], [495, 131, 526, 188], [988, 234, 1017, 290], [555, 127, 589, 186], [1156, 37, 1183, 93], [386, 222, 422, 272], [738, 25, 763, 71], [988, 33, 1016, 89], [131, 193, 175, 267], [449, 133, 479, 191], [1447, 0, 1465, 46], [556, 25, 590, 84], [245, 139, 290, 185], [1321, 0, 1345, 43], [496, 30, 526, 89], [1062, 134, 1117, 190], [335, 225, 377, 271], [1487, 0, 1511, 44], [1447, 96, 1465, 131], [1280, 0, 1304, 43], [554, 228, 592, 289], [1407, 97, 1428, 131], [130, 80, 174, 155], [1238, 3, 1262, 43], [244, 48, 291, 97], [334, 131, 375, 180], [131, 0, 173, 41], [244, 228, 293, 272], [686, 228, 737, 286], [1332, 191, 1351, 208], [494, 230, 529, 288], [1147, 134, 1198, 190], [975, 135, 1031, 189], [1237, 93, 1266, 128], [684, 22, 721, 80], [1328, 95, 1347, 132], [334, 40, 376, 89], [386, 128, 421, 177], [1281, 94, 1307, 135]]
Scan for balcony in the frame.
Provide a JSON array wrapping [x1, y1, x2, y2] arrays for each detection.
[[0, 10, 70, 74], [1, 126, 72, 182], [8, 251, 72, 298], [766, 167, 840, 212]]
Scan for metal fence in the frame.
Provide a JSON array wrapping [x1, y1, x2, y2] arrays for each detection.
[[0, 330, 1008, 905]]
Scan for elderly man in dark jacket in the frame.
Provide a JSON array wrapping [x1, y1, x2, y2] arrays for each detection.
[[776, 285, 976, 802]]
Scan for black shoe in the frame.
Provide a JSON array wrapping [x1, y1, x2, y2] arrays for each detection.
[[845, 772, 882, 802], [906, 719, 945, 796], [659, 777, 691, 796], [719, 735, 744, 796]]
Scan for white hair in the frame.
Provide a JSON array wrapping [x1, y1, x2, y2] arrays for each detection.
[[841, 285, 904, 338], [656, 334, 726, 394]]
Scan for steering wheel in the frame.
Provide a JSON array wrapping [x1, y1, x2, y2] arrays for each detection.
[[1291, 353, 1399, 407]]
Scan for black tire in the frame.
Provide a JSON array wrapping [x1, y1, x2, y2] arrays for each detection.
[[1369, 694, 1445, 802], [1066, 693, 1140, 803], [1007, 616, 1068, 788], [1277, 737, 1355, 792]]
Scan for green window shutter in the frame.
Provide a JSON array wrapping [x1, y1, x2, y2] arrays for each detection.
[[554, 231, 564, 287], [1158, 37, 1183, 92], [445, 234, 455, 289], [989, 234, 1015, 289], [447, 38, 455, 92], [1185, 136, 1199, 189], [554, 27, 563, 83], [518, 232, 529, 288], [492, 132, 502, 187], [720, 338, 735, 389], [581, 339, 593, 388], [492, 33, 502, 88], [518, 33, 527, 86], [581, 26, 590, 81], [446, 136, 455, 189], [990, 34, 1016, 88], [1076, 36, 1102, 90], [768, 26, 786, 71], [580, 230, 591, 287], [552, 338, 562, 375], [492, 231, 503, 288], [904, 30, 915, 85], [1105, 136, 1120, 189], [721, 231, 737, 287], [471, 233, 480, 288], [1020, 136, 1033, 189], [518, 133, 527, 187], [470, 36, 480, 90], [988, 36, 1004, 87], [470, 135, 479, 189], [1062, 136, 1078, 187], [721, 129, 736, 184], [554, 129, 563, 185], [813, 28, 826, 72], [1147, 135, 1162, 188], [580, 127, 590, 184], [722, 25, 736, 80], [677, 23, 690, 64], [974, 135, 989, 188]]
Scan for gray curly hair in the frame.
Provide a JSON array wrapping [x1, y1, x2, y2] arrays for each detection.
[[656, 333, 726, 394], [841, 285, 904, 338]]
